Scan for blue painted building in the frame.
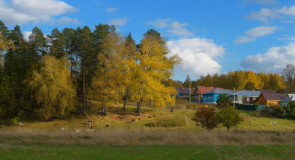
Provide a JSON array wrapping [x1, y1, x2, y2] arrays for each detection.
[[202, 89, 233, 103]]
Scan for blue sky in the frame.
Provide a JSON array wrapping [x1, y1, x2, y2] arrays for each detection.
[[1, 0, 295, 81]]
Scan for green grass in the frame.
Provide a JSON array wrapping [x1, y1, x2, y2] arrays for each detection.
[[3, 104, 295, 132], [2, 103, 295, 159], [0, 144, 294, 160]]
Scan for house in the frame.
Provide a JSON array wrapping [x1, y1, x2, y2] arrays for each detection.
[[254, 90, 288, 106], [175, 88, 195, 98], [279, 94, 295, 107], [202, 89, 233, 103], [228, 90, 261, 105], [194, 86, 218, 102]]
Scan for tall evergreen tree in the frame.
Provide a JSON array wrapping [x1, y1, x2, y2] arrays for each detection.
[[27, 27, 46, 104], [78, 26, 94, 115], [50, 28, 66, 59], [62, 28, 76, 79], [183, 75, 191, 88]]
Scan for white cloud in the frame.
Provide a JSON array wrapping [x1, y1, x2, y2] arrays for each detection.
[[23, 31, 32, 41], [106, 8, 118, 12], [246, 5, 295, 22], [234, 26, 277, 44], [279, 5, 295, 16], [108, 18, 128, 26], [246, 26, 278, 37], [167, 38, 224, 78], [147, 19, 194, 38], [146, 19, 171, 28], [168, 22, 194, 37], [0, 0, 78, 25], [234, 36, 255, 43], [241, 42, 295, 72], [246, 8, 279, 22]]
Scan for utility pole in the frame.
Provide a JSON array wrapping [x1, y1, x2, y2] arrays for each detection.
[[234, 87, 236, 108], [189, 82, 191, 103], [199, 88, 201, 104]]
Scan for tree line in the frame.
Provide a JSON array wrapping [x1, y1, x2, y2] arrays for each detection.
[[0, 20, 180, 120], [179, 69, 293, 93]]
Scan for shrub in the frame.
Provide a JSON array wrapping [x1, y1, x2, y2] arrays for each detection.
[[192, 106, 217, 131], [145, 117, 187, 127], [216, 94, 232, 108], [186, 103, 199, 110], [215, 106, 243, 131], [261, 107, 275, 117]]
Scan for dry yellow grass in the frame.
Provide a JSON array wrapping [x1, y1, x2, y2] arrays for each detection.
[[0, 129, 295, 146]]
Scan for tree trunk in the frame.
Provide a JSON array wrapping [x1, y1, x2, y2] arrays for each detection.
[[227, 126, 230, 131], [123, 88, 129, 111], [123, 97, 128, 111], [102, 104, 108, 116], [136, 99, 142, 116], [31, 52, 35, 99], [83, 66, 86, 115]]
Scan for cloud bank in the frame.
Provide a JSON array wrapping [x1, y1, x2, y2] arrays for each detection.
[[241, 42, 295, 73], [147, 19, 194, 38], [108, 18, 128, 26], [167, 38, 224, 79], [246, 5, 295, 22], [0, 0, 78, 25], [234, 26, 278, 44]]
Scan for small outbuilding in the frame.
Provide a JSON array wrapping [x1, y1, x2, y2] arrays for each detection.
[[254, 90, 288, 106], [279, 94, 295, 107]]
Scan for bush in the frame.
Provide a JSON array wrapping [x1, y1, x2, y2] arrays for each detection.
[[8, 116, 20, 126], [186, 103, 199, 110], [215, 106, 243, 131], [145, 117, 187, 127], [260, 107, 275, 117], [192, 106, 217, 131]]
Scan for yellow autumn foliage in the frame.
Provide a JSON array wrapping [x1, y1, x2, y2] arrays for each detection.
[[32, 55, 76, 120]]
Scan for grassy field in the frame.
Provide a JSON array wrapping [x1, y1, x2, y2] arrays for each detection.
[[1, 102, 295, 159], [0, 144, 295, 160], [2, 103, 295, 132]]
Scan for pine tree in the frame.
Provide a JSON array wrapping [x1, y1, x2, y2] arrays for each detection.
[[27, 27, 46, 100], [78, 26, 95, 115], [183, 75, 191, 88], [50, 28, 66, 59]]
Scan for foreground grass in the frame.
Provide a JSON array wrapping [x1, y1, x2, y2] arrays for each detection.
[[0, 144, 294, 160], [2, 104, 295, 132]]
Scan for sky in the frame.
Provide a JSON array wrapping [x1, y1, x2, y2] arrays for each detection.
[[1, 0, 295, 81]]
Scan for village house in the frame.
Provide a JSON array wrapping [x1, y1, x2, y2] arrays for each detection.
[[254, 90, 288, 106], [194, 86, 218, 103], [228, 90, 261, 105], [175, 88, 195, 98], [279, 94, 295, 107], [202, 89, 233, 104]]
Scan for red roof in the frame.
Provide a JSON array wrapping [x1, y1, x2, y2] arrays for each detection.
[[195, 86, 221, 94]]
